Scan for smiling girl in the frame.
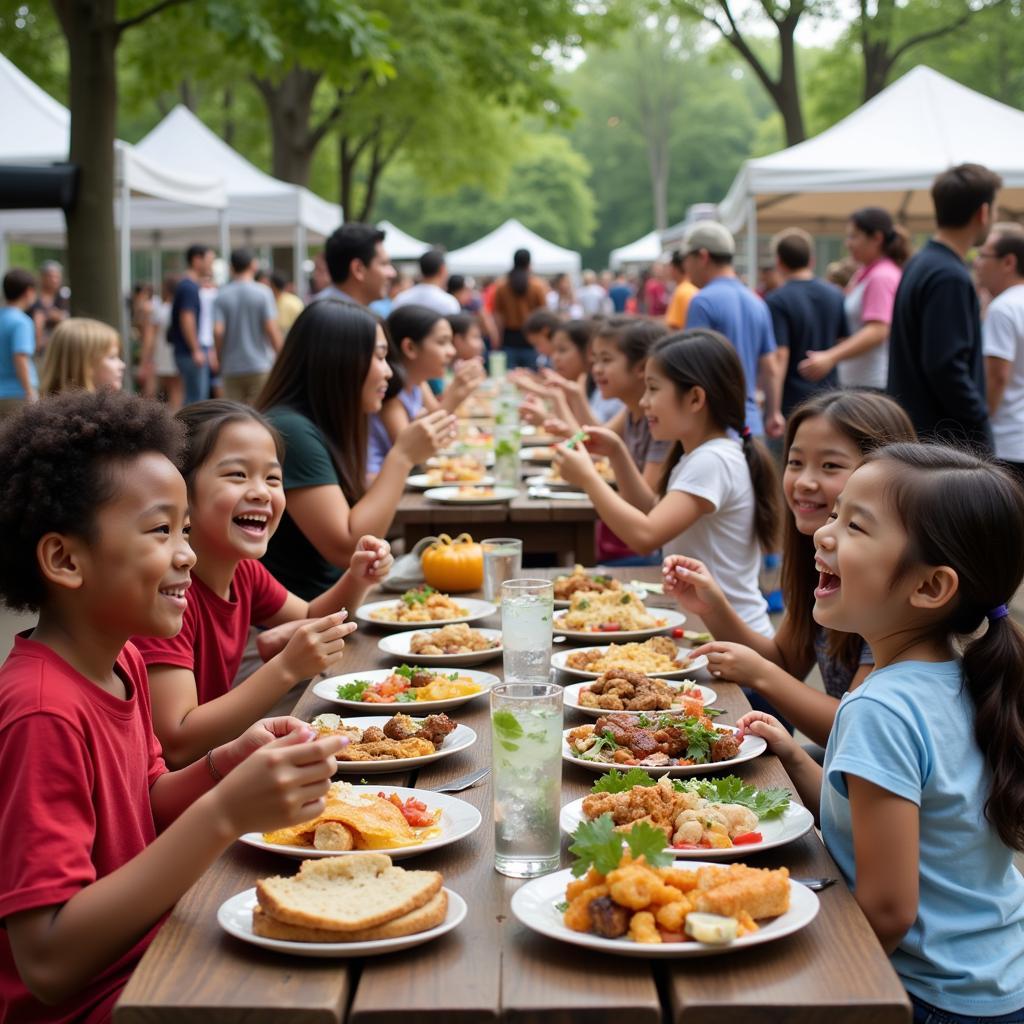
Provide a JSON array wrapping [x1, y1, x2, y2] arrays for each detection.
[[134, 400, 393, 769], [739, 444, 1024, 1023], [664, 390, 916, 744]]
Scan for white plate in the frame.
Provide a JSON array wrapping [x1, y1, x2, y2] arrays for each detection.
[[521, 446, 557, 462], [406, 473, 495, 491], [553, 607, 687, 644], [355, 597, 497, 631], [318, 716, 477, 774], [562, 724, 767, 776], [312, 668, 499, 712], [558, 799, 814, 859], [510, 868, 818, 958], [423, 486, 518, 505], [552, 646, 708, 681], [527, 488, 590, 501], [562, 680, 717, 718], [218, 886, 466, 957], [431, 450, 495, 466], [239, 786, 482, 861], [378, 627, 503, 667]]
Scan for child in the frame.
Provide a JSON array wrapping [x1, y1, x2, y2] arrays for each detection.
[[739, 443, 1024, 1023], [40, 317, 126, 395], [0, 390, 344, 1022], [663, 390, 916, 744], [554, 328, 781, 635], [522, 308, 560, 366], [447, 312, 485, 361], [134, 399, 393, 769]]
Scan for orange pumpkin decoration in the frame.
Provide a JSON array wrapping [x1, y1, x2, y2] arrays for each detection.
[[421, 533, 483, 593]]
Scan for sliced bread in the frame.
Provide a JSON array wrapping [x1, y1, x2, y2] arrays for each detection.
[[252, 889, 448, 943], [255, 853, 442, 932]]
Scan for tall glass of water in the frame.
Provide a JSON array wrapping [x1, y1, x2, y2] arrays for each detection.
[[501, 578, 553, 683], [482, 538, 523, 603], [491, 680, 563, 877]]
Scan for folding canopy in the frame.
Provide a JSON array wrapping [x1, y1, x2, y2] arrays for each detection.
[[446, 218, 581, 277], [378, 220, 431, 263], [608, 230, 662, 270]]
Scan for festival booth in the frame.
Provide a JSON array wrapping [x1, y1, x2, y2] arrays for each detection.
[[608, 230, 663, 270], [378, 220, 431, 268], [717, 65, 1024, 277], [446, 218, 581, 278]]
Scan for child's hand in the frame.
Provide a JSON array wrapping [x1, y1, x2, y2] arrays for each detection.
[[543, 416, 573, 439], [395, 409, 458, 464], [519, 394, 547, 425], [541, 368, 587, 400], [215, 715, 321, 773], [256, 619, 311, 663], [277, 611, 356, 682], [735, 711, 801, 765], [552, 441, 597, 487], [211, 727, 346, 835], [449, 358, 485, 402], [691, 640, 770, 687], [580, 425, 625, 459], [661, 555, 724, 617], [350, 535, 393, 582]]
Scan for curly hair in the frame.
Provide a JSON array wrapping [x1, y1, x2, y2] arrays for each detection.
[[0, 390, 184, 611]]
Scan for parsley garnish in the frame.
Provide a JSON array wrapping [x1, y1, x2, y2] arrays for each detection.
[[580, 728, 619, 760], [592, 575, 610, 585], [401, 586, 435, 607], [620, 593, 632, 604], [554, 900, 570, 913], [568, 814, 672, 877], [577, 598, 590, 610], [591, 767, 657, 793], [336, 680, 370, 701], [678, 776, 791, 818]]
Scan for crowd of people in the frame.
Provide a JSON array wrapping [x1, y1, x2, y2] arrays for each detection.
[[0, 160, 1022, 1024]]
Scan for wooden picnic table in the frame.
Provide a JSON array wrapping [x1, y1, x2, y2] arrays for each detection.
[[115, 567, 910, 1024]]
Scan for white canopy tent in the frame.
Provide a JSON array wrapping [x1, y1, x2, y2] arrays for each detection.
[[718, 65, 1024, 277], [378, 220, 430, 263], [446, 219, 581, 277], [608, 230, 663, 270]]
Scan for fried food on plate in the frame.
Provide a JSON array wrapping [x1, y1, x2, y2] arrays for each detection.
[[565, 636, 688, 674], [409, 623, 499, 655], [553, 565, 623, 601], [309, 712, 457, 761], [578, 670, 701, 713], [369, 587, 469, 624]]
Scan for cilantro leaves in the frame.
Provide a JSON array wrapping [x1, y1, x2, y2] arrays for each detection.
[[590, 767, 656, 793], [336, 680, 370, 701], [568, 814, 672, 877]]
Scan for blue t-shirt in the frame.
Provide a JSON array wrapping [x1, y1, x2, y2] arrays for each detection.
[[168, 277, 201, 358], [0, 307, 37, 399], [685, 277, 776, 435], [821, 660, 1024, 1016], [608, 283, 631, 313], [367, 385, 424, 475]]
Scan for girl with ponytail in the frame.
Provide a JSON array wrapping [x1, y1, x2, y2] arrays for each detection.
[[737, 443, 1024, 1022], [553, 328, 780, 635]]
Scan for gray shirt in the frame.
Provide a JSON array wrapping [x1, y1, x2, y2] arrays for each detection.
[[214, 280, 278, 375], [309, 285, 361, 305], [623, 408, 670, 468]]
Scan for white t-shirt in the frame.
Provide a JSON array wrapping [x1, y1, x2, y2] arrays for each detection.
[[982, 283, 1024, 460], [661, 437, 772, 636], [392, 283, 461, 316]]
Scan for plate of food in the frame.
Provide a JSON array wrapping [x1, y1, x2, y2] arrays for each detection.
[[510, 821, 817, 957], [378, 624, 502, 667], [551, 636, 708, 681], [312, 666, 498, 712], [559, 771, 814, 859], [406, 472, 495, 490], [307, 712, 476, 773], [427, 451, 494, 471], [553, 591, 685, 642], [552, 566, 641, 608], [240, 782, 482, 860], [562, 673, 717, 718], [521, 446, 557, 463], [423, 485, 518, 505], [219, 853, 467, 958], [355, 589, 497, 630], [563, 715, 766, 776]]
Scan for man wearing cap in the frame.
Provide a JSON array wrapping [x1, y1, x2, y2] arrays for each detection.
[[683, 221, 783, 438]]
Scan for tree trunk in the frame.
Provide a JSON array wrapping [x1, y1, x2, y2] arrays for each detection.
[[775, 20, 805, 145], [222, 86, 235, 147], [53, 0, 121, 327], [252, 68, 322, 186]]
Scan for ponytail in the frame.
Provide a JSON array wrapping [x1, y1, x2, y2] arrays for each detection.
[[882, 225, 912, 267], [850, 207, 912, 268], [741, 429, 781, 552]]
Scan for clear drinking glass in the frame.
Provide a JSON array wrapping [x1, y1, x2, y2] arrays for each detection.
[[491, 680, 563, 877], [501, 578, 553, 684], [492, 424, 521, 487], [482, 538, 523, 602]]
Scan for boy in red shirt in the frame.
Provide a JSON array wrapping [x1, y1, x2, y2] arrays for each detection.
[[0, 391, 345, 1023]]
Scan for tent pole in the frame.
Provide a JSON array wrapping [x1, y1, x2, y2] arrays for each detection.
[[218, 208, 230, 263], [118, 157, 133, 391], [150, 232, 161, 287], [745, 197, 758, 288], [293, 223, 307, 292], [0, 229, 7, 278]]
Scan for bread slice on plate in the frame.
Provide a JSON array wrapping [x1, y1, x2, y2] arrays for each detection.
[[252, 889, 449, 943], [256, 852, 442, 932]]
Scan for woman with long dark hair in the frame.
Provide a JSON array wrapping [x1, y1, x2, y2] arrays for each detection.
[[491, 248, 550, 370]]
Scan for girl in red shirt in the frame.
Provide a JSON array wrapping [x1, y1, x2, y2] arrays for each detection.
[[135, 400, 393, 769]]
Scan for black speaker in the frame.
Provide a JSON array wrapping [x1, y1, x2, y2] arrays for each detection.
[[0, 164, 78, 210]]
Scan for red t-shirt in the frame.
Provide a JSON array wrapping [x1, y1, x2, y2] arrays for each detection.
[[132, 559, 288, 706], [0, 637, 168, 1024]]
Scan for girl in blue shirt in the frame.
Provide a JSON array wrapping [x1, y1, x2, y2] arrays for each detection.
[[740, 443, 1024, 1023]]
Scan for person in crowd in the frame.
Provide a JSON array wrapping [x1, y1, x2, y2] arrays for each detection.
[[665, 249, 698, 330], [739, 443, 1024, 1023], [269, 271, 305, 334], [134, 400, 391, 768], [0, 268, 39, 417], [765, 228, 849, 417], [213, 248, 282, 405], [682, 221, 783, 439], [522, 308, 560, 367], [198, 271, 221, 399], [577, 269, 611, 317], [824, 258, 857, 289], [756, 263, 781, 298], [448, 311, 486, 361], [977, 225, 1024, 484], [369, 272, 411, 319], [309, 252, 331, 298], [553, 329, 780, 636], [393, 250, 460, 316], [640, 263, 668, 316], [168, 244, 215, 405], [664, 390, 915, 746], [799, 208, 908, 389], [132, 283, 157, 396], [608, 270, 632, 313], [367, 304, 483, 476], [313, 222, 395, 307], [142, 275, 183, 410], [255, 300, 455, 600], [40, 318, 125, 395], [0, 389, 344, 1022], [491, 249, 550, 369], [888, 163, 1002, 449], [547, 273, 583, 318], [29, 259, 69, 358]]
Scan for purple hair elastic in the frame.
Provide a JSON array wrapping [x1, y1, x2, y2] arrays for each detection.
[[988, 604, 1009, 621]]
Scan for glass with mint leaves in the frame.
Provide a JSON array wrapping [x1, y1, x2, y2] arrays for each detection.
[[491, 678, 563, 877]]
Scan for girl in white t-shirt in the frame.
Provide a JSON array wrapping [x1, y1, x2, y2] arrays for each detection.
[[552, 328, 781, 635]]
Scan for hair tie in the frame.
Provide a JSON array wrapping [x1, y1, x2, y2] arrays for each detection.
[[988, 604, 1009, 622], [740, 426, 752, 440]]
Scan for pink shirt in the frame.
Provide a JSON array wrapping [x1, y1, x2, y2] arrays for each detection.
[[840, 257, 902, 389]]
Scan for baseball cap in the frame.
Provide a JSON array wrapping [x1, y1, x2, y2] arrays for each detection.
[[683, 221, 735, 258]]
